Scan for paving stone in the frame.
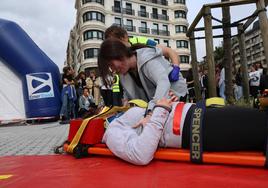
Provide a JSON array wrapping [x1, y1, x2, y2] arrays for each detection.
[[0, 122, 69, 156]]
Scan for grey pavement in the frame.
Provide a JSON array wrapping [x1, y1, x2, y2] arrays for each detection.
[[0, 122, 69, 156]]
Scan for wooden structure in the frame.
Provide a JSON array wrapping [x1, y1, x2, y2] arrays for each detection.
[[186, 0, 268, 102]]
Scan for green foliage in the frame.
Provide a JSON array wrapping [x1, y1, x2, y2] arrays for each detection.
[[214, 46, 224, 64], [232, 97, 253, 108]]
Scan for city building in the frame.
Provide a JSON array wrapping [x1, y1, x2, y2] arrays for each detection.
[[232, 21, 266, 67], [66, 0, 190, 75]]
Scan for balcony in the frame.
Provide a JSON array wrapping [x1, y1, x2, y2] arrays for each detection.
[[122, 8, 135, 16], [139, 27, 150, 34], [150, 13, 169, 21], [112, 6, 121, 13], [138, 11, 149, 18], [82, 0, 104, 5], [151, 29, 170, 36], [143, 0, 168, 6], [124, 25, 136, 32], [112, 7, 135, 16]]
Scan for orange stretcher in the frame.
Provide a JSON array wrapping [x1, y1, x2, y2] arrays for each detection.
[[63, 143, 266, 167], [64, 119, 267, 168]]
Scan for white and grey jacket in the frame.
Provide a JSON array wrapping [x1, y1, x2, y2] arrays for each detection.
[[102, 102, 193, 165], [119, 47, 188, 111]]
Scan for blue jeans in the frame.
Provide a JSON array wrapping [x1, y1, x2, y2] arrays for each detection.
[[60, 93, 76, 120], [234, 85, 243, 100], [219, 82, 226, 99]]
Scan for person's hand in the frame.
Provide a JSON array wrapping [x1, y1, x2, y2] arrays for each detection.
[[168, 65, 180, 82], [168, 90, 179, 102], [122, 99, 129, 107], [156, 97, 173, 109], [132, 115, 151, 128]]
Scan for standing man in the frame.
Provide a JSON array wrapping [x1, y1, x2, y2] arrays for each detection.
[[112, 73, 123, 106]]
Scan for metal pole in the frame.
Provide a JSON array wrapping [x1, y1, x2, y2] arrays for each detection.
[[237, 24, 250, 103], [189, 32, 202, 101], [204, 7, 217, 97]]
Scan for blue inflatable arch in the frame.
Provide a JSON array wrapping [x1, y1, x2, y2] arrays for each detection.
[[0, 19, 61, 118]]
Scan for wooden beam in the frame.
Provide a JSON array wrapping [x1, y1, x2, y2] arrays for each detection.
[[237, 24, 250, 103], [189, 33, 202, 101], [187, 0, 257, 37], [242, 10, 258, 31], [204, 7, 217, 97], [205, 0, 256, 9], [256, 0, 268, 71], [186, 6, 205, 37], [194, 24, 238, 32], [192, 34, 229, 40]]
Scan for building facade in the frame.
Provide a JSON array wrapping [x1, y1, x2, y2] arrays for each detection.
[[232, 21, 266, 67], [66, 0, 190, 75]]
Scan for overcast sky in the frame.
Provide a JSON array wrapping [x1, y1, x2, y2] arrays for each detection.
[[0, 0, 259, 70]]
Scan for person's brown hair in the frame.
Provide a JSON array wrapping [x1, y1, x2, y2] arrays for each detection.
[[63, 66, 71, 75], [104, 25, 128, 40], [98, 39, 134, 86]]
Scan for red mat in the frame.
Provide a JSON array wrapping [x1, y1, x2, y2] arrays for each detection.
[[1, 155, 268, 188]]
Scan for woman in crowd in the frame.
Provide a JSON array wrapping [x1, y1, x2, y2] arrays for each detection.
[[78, 87, 97, 118], [86, 70, 101, 106]]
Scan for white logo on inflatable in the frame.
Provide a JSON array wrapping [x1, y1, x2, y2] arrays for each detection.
[[26, 72, 54, 100]]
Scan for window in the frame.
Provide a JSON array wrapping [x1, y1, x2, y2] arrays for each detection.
[[83, 11, 105, 23], [126, 19, 133, 31], [175, 25, 187, 33], [82, 0, 104, 5], [161, 9, 168, 20], [140, 21, 148, 33], [152, 23, 159, 35], [161, 25, 169, 36], [84, 48, 99, 59], [113, 0, 121, 13], [125, 3, 133, 15], [83, 30, 104, 41], [139, 5, 147, 17], [163, 40, 169, 47], [114, 0, 120, 7], [180, 55, 189, 64], [140, 5, 146, 13], [176, 40, 188, 48], [126, 3, 132, 10], [163, 25, 168, 31], [153, 23, 159, 30], [174, 0, 186, 4], [175, 10, 186, 19], [152, 8, 158, 19], [252, 36, 258, 43], [115, 17, 122, 26], [141, 21, 147, 28]]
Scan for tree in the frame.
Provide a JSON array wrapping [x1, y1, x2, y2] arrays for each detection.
[[214, 45, 224, 65]]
